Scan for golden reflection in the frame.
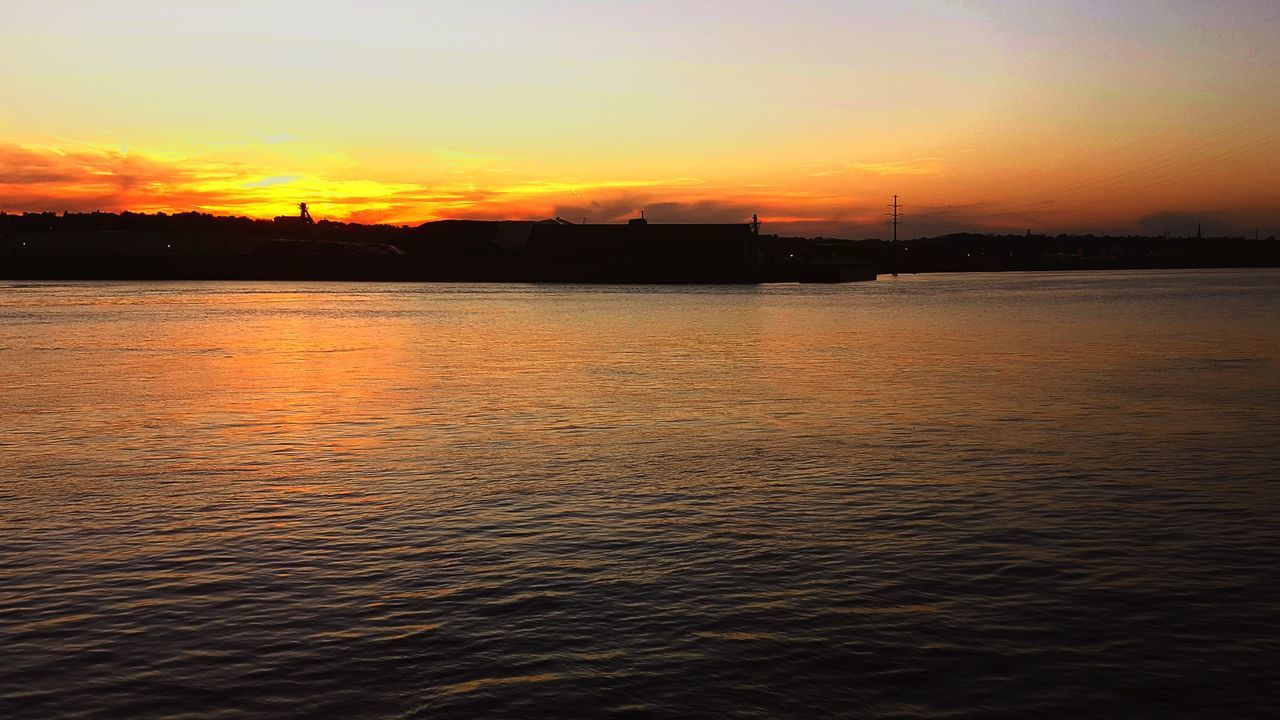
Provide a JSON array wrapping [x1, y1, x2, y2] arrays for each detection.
[[440, 674, 562, 697]]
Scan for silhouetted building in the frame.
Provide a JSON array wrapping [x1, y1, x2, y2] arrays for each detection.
[[525, 221, 758, 282], [273, 202, 315, 230]]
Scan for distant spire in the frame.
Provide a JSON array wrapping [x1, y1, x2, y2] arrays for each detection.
[[1196, 220, 1202, 240]]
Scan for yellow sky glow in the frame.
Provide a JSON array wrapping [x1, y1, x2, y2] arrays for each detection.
[[2, 1, 1278, 236]]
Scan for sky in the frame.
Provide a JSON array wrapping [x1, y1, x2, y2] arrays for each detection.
[[2, 0, 1278, 237]]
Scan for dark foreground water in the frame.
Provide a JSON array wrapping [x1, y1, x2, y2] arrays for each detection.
[[2, 270, 1278, 719]]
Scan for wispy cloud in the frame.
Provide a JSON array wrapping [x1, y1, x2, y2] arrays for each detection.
[[812, 157, 943, 177], [14, 143, 1156, 236], [242, 175, 298, 188], [496, 177, 706, 197], [0, 143, 715, 225]]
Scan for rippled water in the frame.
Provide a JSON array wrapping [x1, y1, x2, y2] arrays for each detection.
[[2, 270, 1278, 719]]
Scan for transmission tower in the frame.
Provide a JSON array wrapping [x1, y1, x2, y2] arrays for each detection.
[[886, 195, 902, 241]]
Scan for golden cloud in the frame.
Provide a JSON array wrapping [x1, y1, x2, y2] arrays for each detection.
[[0, 143, 723, 225]]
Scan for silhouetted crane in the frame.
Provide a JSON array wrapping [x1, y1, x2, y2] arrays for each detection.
[[274, 202, 316, 228]]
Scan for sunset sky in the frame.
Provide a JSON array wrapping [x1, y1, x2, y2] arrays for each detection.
[[3, 0, 1278, 237]]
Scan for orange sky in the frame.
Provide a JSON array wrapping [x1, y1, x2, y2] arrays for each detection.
[[2, 1, 1278, 237]]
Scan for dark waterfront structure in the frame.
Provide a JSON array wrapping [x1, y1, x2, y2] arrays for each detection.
[[0, 211, 876, 283], [5, 210, 1277, 282], [524, 220, 760, 283]]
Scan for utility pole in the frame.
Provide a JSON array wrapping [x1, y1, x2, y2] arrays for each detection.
[[886, 195, 902, 242]]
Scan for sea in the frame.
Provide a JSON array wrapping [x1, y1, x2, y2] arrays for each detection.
[[1, 269, 1277, 719]]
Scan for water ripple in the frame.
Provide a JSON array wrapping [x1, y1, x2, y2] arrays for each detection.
[[2, 271, 1278, 718]]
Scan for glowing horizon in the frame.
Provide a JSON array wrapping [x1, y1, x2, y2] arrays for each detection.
[[3, 0, 1279, 237]]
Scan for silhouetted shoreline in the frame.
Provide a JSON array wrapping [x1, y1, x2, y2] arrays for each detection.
[[2, 211, 1276, 282]]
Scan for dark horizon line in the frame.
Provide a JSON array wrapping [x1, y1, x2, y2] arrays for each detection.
[[3, 208, 1277, 244]]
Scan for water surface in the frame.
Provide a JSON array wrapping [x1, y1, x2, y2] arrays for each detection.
[[2, 270, 1278, 718]]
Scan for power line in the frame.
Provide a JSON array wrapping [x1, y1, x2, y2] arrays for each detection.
[[887, 195, 902, 241], [978, 105, 1280, 215], [1029, 132, 1280, 220]]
